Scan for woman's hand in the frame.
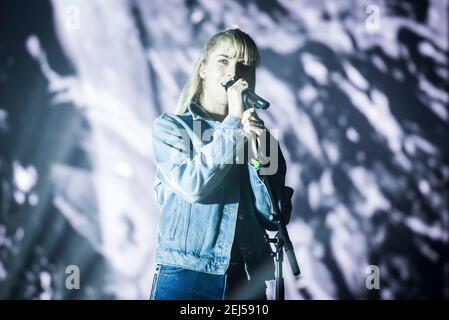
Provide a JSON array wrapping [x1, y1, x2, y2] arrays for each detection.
[[225, 78, 249, 119], [242, 108, 265, 135], [241, 108, 268, 164]]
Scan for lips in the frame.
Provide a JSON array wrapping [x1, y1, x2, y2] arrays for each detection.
[[219, 81, 228, 92]]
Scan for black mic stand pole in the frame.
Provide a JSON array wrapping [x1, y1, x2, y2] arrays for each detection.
[[260, 173, 300, 300], [227, 79, 299, 299]]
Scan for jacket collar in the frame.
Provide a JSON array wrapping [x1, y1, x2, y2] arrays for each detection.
[[188, 101, 214, 122]]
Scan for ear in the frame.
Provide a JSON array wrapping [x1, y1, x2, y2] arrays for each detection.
[[199, 64, 206, 79]]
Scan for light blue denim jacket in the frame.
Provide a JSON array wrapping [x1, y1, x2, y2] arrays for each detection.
[[152, 102, 288, 278]]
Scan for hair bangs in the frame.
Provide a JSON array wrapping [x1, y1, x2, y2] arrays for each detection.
[[221, 34, 260, 67]]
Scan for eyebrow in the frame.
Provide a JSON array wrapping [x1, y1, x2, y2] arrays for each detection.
[[216, 54, 245, 62]]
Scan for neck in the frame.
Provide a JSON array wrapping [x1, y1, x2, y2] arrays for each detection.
[[199, 94, 228, 122]]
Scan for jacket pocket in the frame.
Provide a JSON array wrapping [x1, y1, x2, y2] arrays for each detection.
[[149, 264, 161, 300]]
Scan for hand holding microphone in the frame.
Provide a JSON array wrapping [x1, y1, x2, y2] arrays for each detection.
[[241, 108, 268, 165], [223, 78, 248, 119], [223, 78, 270, 111], [221, 77, 269, 164]]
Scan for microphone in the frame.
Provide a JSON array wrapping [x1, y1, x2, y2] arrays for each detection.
[[223, 79, 270, 110]]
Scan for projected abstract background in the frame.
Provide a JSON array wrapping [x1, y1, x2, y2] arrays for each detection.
[[0, 0, 448, 299]]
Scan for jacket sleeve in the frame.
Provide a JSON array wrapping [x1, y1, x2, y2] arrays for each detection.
[[152, 113, 246, 203], [248, 133, 293, 231]]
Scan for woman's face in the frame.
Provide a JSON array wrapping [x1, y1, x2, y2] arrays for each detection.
[[199, 42, 256, 109]]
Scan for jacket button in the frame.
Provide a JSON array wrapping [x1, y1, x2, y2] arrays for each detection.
[[238, 215, 244, 220]]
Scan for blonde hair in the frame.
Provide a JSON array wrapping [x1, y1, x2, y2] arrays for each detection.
[[175, 28, 260, 114]]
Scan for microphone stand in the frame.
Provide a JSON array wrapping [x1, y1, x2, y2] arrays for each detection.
[[260, 173, 300, 300], [225, 78, 299, 298]]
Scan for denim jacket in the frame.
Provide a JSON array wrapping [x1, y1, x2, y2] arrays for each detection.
[[152, 102, 289, 278]]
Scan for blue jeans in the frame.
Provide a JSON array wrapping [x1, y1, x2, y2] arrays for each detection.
[[150, 264, 268, 300], [150, 264, 227, 300]]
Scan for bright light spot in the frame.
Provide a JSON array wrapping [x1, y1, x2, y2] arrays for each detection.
[[28, 193, 40, 206], [302, 54, 328, 85], [346, 127, 360, 142], [14, 191, 26, 205], [190, 10, 204, 24], [13, 161, 37, 192], [114, 162, 134, 179], [418, 180, 430, 195]]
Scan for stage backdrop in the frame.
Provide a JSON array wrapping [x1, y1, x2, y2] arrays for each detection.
[[0, 0, 447, 299]]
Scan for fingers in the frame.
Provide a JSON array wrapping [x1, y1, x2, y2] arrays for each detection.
[[242, 108, 263, 122], [227, 78, 248, 92], [248, 119, 264, 127], [242, 109, 264, 128], [250, 126, 265, 136], [249, 134, 258, 161], [244, 123, 265, 136], [242, 118, 264, 130], [242, 108, 265, 138], [250, 113, 263, 124], [242, 108, 255, 121], [243, 107, 255, 117]]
